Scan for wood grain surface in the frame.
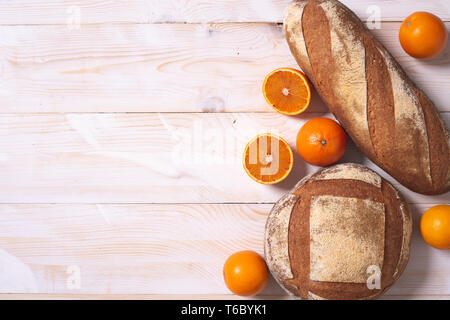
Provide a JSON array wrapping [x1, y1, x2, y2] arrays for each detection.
[[0, 0, 448, 24], [1, 294, 449, 300], [0, 203, 449, 295], [0, 22, 449, 113], [0, 0, 449, 299], [0, 112, 448, 204]]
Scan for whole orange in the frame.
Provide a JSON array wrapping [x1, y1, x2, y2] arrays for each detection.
[[223, 250, 268, 296], [296, 118, 347, 166], [420, 205, 450, 250], [399, 12, 448, 59]]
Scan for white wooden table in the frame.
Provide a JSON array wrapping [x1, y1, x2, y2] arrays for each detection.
[[0, 0, 449, 300]]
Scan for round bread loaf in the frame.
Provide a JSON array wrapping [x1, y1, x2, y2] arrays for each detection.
[[264, 163, 412, 300]]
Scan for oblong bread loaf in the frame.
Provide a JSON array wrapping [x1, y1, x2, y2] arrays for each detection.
[[284, 0, 450, 195], [264, 163, 412, 300]]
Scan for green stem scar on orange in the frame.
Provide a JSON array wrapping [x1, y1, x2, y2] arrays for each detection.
[[296, 118, 347, 167]]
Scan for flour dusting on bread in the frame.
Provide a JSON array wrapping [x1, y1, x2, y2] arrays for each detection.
[[264, 163, 412, 300], [265, 193, 297, 280], [312, 163, 381, 187], [284, 0, 449, 194], [284, 2, 313, 75], [309, 195, 385, 283]]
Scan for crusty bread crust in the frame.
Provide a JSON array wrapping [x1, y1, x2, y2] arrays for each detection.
[[264, 163, 412, 300], [264, 173, 313, 296], [284, 0, 450, 195]]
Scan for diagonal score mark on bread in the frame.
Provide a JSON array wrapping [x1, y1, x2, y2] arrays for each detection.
[[284, 0, 450, 195]]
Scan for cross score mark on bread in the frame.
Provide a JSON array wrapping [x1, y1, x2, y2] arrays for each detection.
[[264, 164, 412, 300]]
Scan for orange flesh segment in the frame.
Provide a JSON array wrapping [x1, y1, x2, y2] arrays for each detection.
[[243, 134, 293, 184], [263, 69, 311, 115]]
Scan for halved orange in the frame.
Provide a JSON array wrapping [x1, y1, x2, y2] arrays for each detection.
[[263, 68, 311, 115], [243, 133, 293, 185]]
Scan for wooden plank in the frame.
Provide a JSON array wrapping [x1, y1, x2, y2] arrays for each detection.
[[0, 22, 449, 113], [0, 203, 448, 295], [0, 294, 297, 300], [0, 0, 448, 24], [0, 112, 448, 204], [2, 294, 450, 300]]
